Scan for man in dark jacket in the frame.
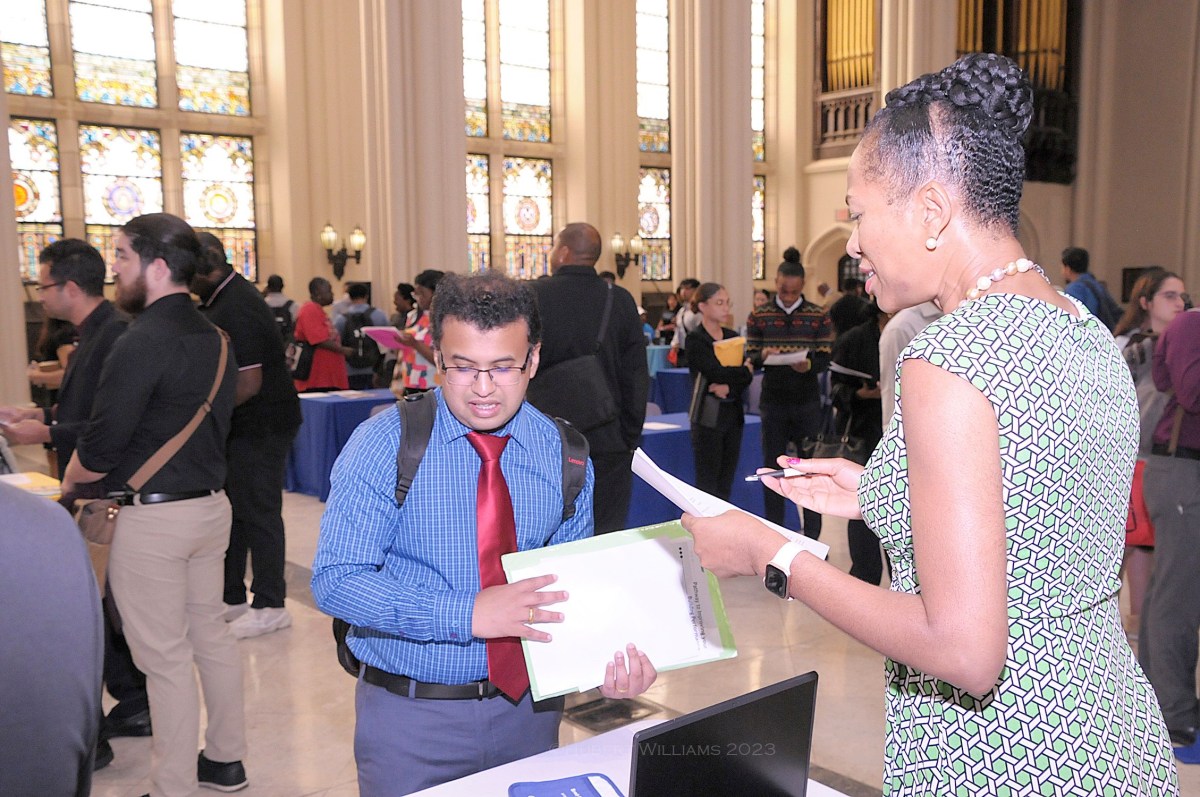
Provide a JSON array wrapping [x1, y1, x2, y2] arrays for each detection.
[[529, 223, 649, 533]]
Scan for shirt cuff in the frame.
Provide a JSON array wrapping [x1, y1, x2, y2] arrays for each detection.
[[430, 589, 476, 644]]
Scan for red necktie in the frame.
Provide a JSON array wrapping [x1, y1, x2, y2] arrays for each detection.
[[467, 431, 529, 701]]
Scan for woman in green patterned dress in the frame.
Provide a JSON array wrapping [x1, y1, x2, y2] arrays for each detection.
[[683, 53, 1176, 795]]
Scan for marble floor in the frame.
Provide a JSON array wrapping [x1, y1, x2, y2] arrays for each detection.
[[9, 438, 1185, 796]]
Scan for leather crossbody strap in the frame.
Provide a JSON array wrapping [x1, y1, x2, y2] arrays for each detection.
[[125, 330, 229, 492], [1168, 403, 1185, 456]]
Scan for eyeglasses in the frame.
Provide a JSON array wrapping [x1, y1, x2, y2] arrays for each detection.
[[438, 348, 533, 386], [35, 281, 64, 293]]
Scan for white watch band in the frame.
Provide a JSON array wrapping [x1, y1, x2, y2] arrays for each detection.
[[765, 540, 805, 600], [768, 540, 805, 574]]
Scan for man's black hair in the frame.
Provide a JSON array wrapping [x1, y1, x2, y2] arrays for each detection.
[[430, 271, 541, 347], [1062, 247, 1089, 274], [195, 231, 230, 278], [414, 269, 446, 292], [121, 212, 203, 286], [39, 238, 106, 297], [348, 283, 370, 301]]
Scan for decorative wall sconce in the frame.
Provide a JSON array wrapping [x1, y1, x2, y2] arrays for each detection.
[[610, 232, 644, 279], [321, 222, 366, 280]]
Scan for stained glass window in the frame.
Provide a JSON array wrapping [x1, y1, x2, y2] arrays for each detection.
[[636, 0, 670, 153], [751, 0, 765, 161], [70, 0, 158, 107], [181, 133, 256, 279], [499, 0, 550, 142], [466, 154, 491, 271], [10, 118, 63, 282], [4, 0, 53, 97], [173, 0, 250, 116], [502, 156, 552, 278], [638, 167, 671, 281], [463, 0, 487, 137], [752, 175, 766, 279], [78, 124, 163, 267]]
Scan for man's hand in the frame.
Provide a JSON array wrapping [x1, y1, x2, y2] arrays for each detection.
[[0, 406, 41, 424], [599, 644, 658, 699], [1, 419, 51, 445], [790, 359, 812, 374], [472, 574, 568, 643]]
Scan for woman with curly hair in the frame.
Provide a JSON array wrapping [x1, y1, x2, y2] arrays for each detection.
[[685, 54, 1176, 794]]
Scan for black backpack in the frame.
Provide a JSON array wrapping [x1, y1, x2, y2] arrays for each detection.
[[1081, 279, 1124, 333], [341, 307, 382, 369], [271, 299, 294, 343], [332, 391, 590, 677]]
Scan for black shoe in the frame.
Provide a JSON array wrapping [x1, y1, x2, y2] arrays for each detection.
[[93, 738, 114, 771], [103, 707, 152, 739], [198, 751, 248, 792], [1170, 726, 1196, 747]]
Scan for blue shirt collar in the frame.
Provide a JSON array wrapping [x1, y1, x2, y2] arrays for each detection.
[[431, 388, 535, 452]]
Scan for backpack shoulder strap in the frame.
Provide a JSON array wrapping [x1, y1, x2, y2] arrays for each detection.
[[394, 391, 438, 506], [552, 417, 590, 521]]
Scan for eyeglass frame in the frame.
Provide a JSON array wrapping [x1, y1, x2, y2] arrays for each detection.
[[34, 281, 66, 293], [437, 347, 534, 386]]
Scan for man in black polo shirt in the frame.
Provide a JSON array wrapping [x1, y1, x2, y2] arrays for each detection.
[[62, 213, 248, 797], [192, 232, 302, 639], [0, 239, 149, 766]]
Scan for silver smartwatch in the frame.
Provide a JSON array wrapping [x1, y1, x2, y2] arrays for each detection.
[[763, 541, 804, 600]]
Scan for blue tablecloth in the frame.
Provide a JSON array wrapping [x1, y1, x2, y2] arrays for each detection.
[[645, 345, 672, 379], [285, 389, 397, 501], [628, 412, 801, 529], [650, 367, 693, 414]]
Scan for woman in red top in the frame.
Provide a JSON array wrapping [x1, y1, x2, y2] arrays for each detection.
[[293, 277, 349, 392]]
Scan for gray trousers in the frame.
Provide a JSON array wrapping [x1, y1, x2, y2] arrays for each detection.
[[1138, 455, 1200, 734], [354, 674, 563, 796]]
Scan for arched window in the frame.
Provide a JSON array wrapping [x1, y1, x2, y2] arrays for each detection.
[[6, 0, 261, 282], [751, 0, 768, 280], [462, 0, 557, 277]]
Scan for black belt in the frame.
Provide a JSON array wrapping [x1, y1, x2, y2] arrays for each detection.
[[362, 665, 506, 700], [1151, 444, 1200, 461], [116, 489, 217, 507]]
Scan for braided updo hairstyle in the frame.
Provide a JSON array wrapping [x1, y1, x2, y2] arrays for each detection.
[[860, 53, 1033, 235]]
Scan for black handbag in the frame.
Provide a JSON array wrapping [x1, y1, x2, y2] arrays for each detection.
[[287, 339, 315, 381], [688, 374, 722, 429], [800, 406, 870, 465]]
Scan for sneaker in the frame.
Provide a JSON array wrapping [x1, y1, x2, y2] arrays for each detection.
[[229, 606, 292, 639], [223, 603, 249, 623], [198, 751, 248, 792]]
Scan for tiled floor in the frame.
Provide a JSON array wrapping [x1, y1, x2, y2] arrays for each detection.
[[10, 439, 1189, 796]]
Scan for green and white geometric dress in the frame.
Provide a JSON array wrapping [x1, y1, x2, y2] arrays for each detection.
[[859, 293, 1178, 796]]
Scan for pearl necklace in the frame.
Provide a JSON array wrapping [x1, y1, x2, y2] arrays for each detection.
[[964, 258, 1048, 301]]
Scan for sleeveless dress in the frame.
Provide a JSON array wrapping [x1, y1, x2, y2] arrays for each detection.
[[859, 293, 1177, 796]]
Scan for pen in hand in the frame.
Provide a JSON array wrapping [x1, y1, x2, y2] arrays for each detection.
[[744, 468, 811, 482]]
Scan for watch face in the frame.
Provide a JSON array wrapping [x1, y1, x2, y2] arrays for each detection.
[[764, 564, 788, 598]]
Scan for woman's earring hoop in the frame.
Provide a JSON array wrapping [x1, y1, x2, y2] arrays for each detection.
[[925, 237, 939, 251]]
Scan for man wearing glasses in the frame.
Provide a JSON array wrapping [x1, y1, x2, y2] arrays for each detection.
[[0, 239, 150, 769], [312, 271, 656, 796]]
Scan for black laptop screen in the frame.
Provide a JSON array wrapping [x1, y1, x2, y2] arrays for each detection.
[[629, 672, 818, 797]]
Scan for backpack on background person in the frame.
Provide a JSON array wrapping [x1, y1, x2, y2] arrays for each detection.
[[341, 308, 383, 370], [271, 300, 295, 343]]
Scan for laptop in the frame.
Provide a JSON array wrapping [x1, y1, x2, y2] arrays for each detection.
[[628, 671, 818, 797]]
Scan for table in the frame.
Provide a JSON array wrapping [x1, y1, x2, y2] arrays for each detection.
[[649, 367, 693, 414], [413, 718, 848, 796], [645, 344, 672, 379], [284, 389, 397, 501], [629, 412, 800, 530]]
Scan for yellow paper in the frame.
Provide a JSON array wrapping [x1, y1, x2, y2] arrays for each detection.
[[712, 336, 745, 367]]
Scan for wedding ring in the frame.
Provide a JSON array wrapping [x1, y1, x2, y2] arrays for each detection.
[[528, 607, 535, 623]]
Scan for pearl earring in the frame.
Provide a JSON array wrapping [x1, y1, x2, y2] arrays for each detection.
[[925, 237, 939, 251]]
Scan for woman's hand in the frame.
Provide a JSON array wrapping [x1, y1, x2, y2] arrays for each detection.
[[681, 510, 781, 578], [708, 383, 730, 399], [765, 456, 864, 520]]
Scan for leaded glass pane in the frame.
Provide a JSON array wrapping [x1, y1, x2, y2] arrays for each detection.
[[4, 0, 53, 97], [751, 0, 765, 161], [174, 1, 250, 115], [638, 167, 670, 281], [466, 153, 491, 272], [752, 175, 766, 279], [499, 0, 550, 142], [70, 1, 158, 107], [172, 0, 246, 24], [180, 133, 255, 229], [636, 1, 669, 153], [10, 117, 63, 281], [463, 0, 488, 137], [78, 124, 163, 226], [502, 156, 552, 278]]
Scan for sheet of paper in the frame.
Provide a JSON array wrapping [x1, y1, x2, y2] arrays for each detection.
[[503, 522, 736, 700], [828, 361, 875, 381], [762, 350, 809, 366], [329, 390, 375, 398], [642, 421, 684, 431], [362, 326, 411, 351], [631, 448, 829, 559]]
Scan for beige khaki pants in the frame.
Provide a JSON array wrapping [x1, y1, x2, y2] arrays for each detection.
[[109, 492, 246, 797]]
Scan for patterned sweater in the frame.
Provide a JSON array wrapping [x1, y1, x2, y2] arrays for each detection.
[[745, 298, 834, 405]]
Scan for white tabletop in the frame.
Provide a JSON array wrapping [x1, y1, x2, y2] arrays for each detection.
[[412, 718, 849, 796]]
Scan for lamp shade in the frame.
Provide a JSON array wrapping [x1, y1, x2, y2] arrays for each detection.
[[348, 226, 366, 254], [610, 232, 625, 254], [320, 223, 338, 251], [629, 235, 644, 256]]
